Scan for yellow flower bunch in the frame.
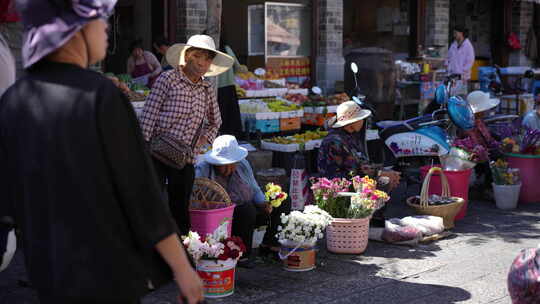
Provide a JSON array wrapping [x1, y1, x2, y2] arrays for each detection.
[[265, 183, 288, 208]]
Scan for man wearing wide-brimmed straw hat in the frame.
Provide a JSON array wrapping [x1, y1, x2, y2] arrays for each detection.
[[141, 34, 234, 235], [318, 101, 401, 225]]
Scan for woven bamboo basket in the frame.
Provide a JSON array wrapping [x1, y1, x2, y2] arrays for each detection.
[[189, 178, 232, 210], [406, 167, 464, 229]]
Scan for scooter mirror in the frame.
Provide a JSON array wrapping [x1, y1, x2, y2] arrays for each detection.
[[351, 62, 359, 74], [312, 86, 322, 95], [435, 84, 448, 105]]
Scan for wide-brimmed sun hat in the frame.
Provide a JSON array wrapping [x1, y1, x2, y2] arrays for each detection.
[[17, 0, 116, 68], [331, 101, 372, 128], [466, 90, 500, 113], [166, 34, 234, 77], [204, 135, 248, 165]]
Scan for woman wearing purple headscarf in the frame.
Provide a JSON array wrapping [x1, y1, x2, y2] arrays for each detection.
[[0, 1, 203, 303], [508, 247, 540, 303]]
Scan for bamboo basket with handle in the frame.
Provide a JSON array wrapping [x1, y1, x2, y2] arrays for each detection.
[[406, 167, 464, 229]]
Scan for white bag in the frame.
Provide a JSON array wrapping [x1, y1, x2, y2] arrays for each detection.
[[400, 216, 444, 236], [382, 218, 423, 244], [289, 169, 308, 210]]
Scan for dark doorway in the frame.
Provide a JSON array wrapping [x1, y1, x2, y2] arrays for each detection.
[[491, 0, 511, 66], [104, 4, 136, 74]]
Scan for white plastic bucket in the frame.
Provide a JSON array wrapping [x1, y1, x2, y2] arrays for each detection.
[[196, 259, 236, 298], [492, 183, 521, 210]]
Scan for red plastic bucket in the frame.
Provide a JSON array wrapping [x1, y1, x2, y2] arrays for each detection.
[[506, 153, 540, 203], [420, 166, 472, 220], [189, 204, 235, 238]]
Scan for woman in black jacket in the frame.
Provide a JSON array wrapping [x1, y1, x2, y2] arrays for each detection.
[[0, 1, 203, 303]]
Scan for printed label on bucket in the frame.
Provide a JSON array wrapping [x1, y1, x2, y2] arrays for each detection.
[[281, 246, 316, 271], [197, 268, 235, 297]]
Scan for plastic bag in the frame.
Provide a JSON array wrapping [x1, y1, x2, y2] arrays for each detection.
[[400, 216, 444, 236], [382, 218, 423, 243]]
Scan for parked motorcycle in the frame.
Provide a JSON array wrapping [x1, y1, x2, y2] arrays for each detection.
[[375, 75, 474, 184]]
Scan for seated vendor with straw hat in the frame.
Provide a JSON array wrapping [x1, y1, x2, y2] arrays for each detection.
[[318, 101, 401, 225], [196, 135, 286, 268]]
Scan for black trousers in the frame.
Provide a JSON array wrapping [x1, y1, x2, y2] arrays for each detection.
[[217, 85, 243, 138], [152, 158, 195, 235], [232, 199, 291, 256]]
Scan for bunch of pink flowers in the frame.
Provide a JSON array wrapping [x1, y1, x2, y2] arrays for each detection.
[[310, 177, 351, 201]]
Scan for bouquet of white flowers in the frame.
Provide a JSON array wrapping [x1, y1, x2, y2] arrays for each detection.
[[182, 222, 246, 263], [276, 205, 332, 245]]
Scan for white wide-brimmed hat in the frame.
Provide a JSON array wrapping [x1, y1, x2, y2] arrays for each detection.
[[467, 90, 500, 113], [331, 101, 372, 128], [204, 135, 248, 165], [166, 34, 234, 77]]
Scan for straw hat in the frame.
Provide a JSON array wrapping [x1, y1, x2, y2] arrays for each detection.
[[466, 91, 500, 113], [331, 101, 372, 128], [204, 135, 248, 165], [166, 35, 234, 77]]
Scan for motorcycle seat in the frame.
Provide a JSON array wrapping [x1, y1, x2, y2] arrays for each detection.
[[377, 115, 436, 139]]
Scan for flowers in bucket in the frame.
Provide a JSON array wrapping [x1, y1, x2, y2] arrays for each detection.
[[451, 137, 490, 163], [182, 222, 246, 263], [349, 176, 390, 218], [276, 205, 332, 245], [311, 176, 389, 219], [310, 177, 351, 218], [265, 183, 288, 208], [490, 159, 521, 185], [494, 121, 540, 155]]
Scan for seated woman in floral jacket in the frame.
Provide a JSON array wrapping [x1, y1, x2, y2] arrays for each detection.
[[317, 101, 401, 225]]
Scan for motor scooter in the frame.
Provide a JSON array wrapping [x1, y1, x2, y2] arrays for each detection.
[[375, 75, 475, 184]]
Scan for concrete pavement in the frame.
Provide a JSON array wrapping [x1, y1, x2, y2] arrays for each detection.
[[2, 198, 540, 304]]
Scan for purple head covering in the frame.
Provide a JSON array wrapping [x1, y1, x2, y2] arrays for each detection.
[[16, 0, 116, 68], [507, 247, 540, 304]]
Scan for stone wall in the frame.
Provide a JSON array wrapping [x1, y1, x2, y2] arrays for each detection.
[[316, 0, 345, 94], [176, 0, 208, 42], [425, 0, 450, 57], [509, 1, 534, 66]]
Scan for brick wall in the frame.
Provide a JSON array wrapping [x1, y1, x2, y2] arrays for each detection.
[[176, 0, 208, 43], [316, 0, 345, 94], [425, 0, 450, 57], [509, 1, 534, 66]]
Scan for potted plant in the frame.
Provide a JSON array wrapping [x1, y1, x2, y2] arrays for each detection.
[[490, 159, 521, 210], [182, 222, 246, 298], [494, 122, 540, 203], [276, 205, 332, 271], [311, 176, 389, 254]]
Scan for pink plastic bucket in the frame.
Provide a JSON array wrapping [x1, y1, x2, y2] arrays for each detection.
[[189, 204, 235, 238], [420, 166, 472, 221], [506, 153, 540, 203]]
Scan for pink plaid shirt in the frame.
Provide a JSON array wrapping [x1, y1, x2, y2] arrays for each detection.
[[140, 67, 222, 164]]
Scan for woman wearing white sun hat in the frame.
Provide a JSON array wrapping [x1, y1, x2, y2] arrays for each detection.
[[196, 135, 283, 268], [318, 101, 401, 226], [462, 90, 500, 151]]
